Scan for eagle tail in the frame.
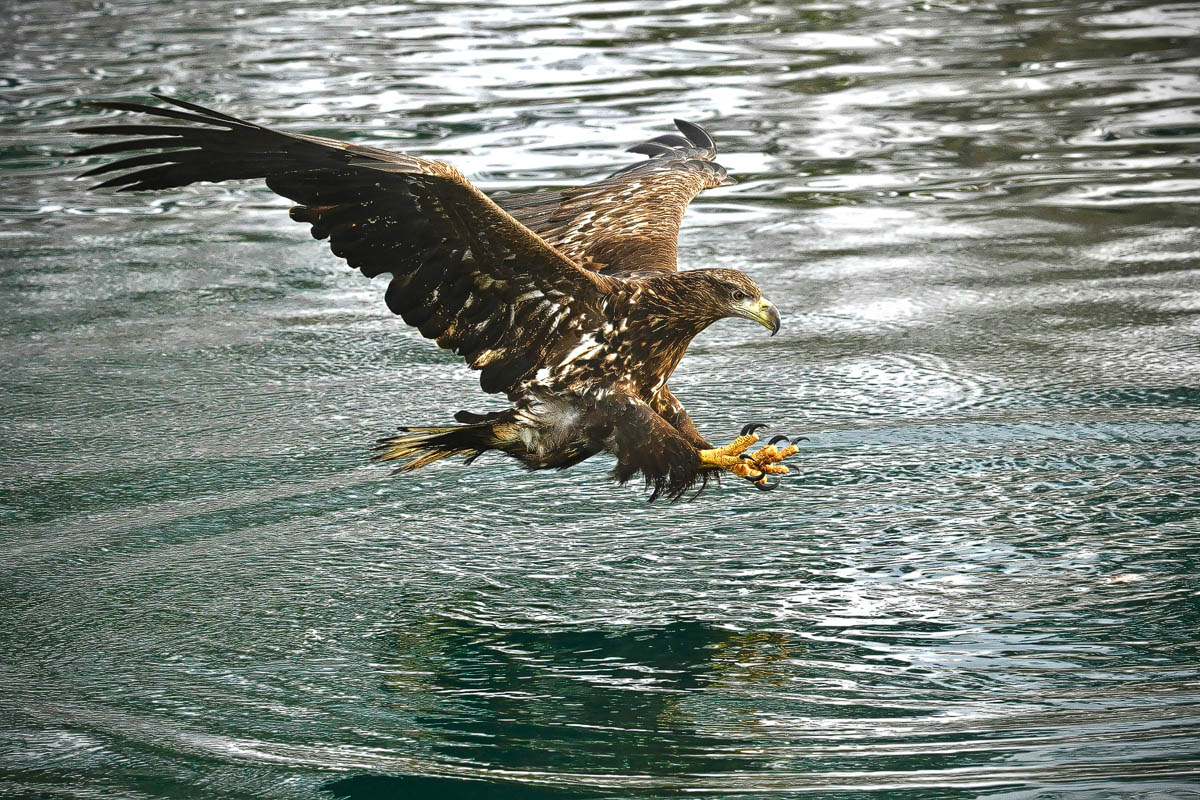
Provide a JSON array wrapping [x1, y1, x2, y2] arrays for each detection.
[[371, 422, 509, 471]]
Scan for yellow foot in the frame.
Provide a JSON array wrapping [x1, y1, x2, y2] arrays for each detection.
[[697, 423, 805, 491]]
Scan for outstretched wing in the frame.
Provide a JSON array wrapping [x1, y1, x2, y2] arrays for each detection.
[[76, 95, 614, 397], [496, 120, 734, 277]]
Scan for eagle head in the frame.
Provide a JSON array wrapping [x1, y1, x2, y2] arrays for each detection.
[[700, 269, 781, 336]]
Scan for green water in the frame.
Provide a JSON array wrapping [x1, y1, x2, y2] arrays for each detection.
[[2, 0, 1199, 797]]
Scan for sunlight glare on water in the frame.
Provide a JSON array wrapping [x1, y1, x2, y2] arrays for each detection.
[[2, 0, 1199, 797]]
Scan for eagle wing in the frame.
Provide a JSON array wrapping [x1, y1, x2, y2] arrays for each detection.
[[496, 120, 734, 277], [77, 96, 615, 397]]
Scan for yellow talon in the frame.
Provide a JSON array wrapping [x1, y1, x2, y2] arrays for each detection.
[[729, 461, 760, 478], [699, 432, 802, 484]]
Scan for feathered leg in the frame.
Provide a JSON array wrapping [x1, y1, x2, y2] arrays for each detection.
[[595, 394, 712, 501]]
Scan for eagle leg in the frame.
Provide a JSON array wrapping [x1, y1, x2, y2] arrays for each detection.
[[697, 431, 759, 469], [698, 429, 803, 487]]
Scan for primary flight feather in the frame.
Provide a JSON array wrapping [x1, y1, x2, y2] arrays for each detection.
[[77, 96, 802, 500]]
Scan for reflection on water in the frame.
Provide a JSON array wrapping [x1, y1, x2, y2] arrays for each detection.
[[2, 0, 1200, 797], [382, 619, 771, 775]]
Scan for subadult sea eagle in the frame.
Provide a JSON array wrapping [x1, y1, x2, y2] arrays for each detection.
[[77, 96, 803, 500]]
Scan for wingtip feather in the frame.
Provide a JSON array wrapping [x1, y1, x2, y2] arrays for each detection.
[[673, 118, 717, 155], [627, 141, 675, 157], [149, 93, 253, 126]]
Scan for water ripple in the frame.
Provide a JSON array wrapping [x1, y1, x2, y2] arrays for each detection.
[[3, 0, 1200, 797]]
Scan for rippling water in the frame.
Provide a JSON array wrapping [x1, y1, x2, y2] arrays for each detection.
[[3, 0, 1200, 797]]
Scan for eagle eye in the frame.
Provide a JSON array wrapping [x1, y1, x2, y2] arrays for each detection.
[[732, 289, 748, 302]]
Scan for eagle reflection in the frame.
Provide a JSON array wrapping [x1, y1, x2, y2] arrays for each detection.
[[372, 618, 793, 778]]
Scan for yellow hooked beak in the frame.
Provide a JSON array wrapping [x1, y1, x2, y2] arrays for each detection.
[[733, 296, 781, 336]]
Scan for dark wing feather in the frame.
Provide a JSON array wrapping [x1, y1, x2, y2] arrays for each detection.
[[496, 119, 734, 277], [77, 96, 615, 398]]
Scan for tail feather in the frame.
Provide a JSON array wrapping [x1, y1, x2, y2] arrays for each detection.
[[372, 423, 499, 471]]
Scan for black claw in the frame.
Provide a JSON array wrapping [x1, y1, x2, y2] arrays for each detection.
[[740, 422, 769, 436], [739, 453, 756, 462], [792, 436, 810, 444], [753, 477, 780, 491], [768, 435, 790, 446]]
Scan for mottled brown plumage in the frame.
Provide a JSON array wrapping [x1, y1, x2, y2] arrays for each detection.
[[496, 121, 733, 277], [77, 95, 799, 500]]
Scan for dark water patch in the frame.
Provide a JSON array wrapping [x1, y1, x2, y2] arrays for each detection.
[[324, 774, 610, 800]]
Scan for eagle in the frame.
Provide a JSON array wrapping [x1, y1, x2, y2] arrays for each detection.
[[77, 95, 803, 500]]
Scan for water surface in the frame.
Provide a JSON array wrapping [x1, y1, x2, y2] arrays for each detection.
[[2, 0, 1199, 797]]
